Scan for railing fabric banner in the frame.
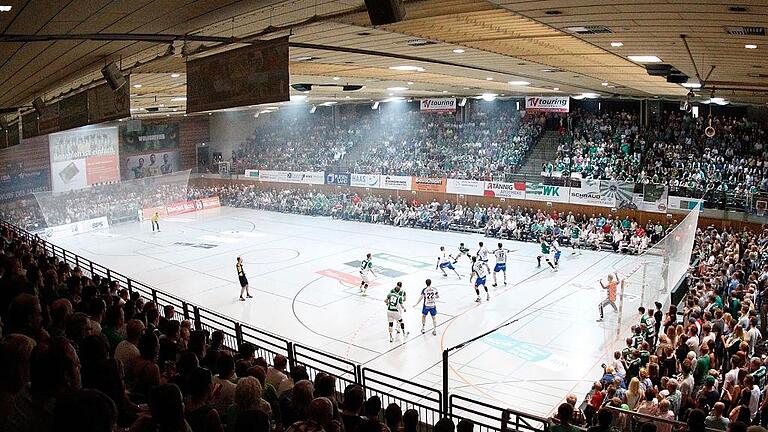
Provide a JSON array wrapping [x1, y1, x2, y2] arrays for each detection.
[[525, 96, 570, 113], [186, 36, 290, 113], [419, 98, 456, 112], [142, 196, 221, 219], [446, 179, 484, 196], [350, 174, 381, 188], [258, 170, 325, 185], [483, 181, 525, 199], [411, 176, 446, 193], [525, 182, 570, 202], [569, 179, 616, 207], [379, 175, 412, 190], [667, 196, 704, 212]]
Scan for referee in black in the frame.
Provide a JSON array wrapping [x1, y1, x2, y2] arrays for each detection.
[[237, 257, 252, 301]]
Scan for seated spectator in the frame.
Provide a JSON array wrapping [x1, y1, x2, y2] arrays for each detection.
[[54, 388, 117, 432], [384, 403, 402, 432], [267, 354, 289, 389], [550, 403, 579, 432], [211, 353, 237, 407], [130, 383, 192, 432], [280, 379, 314, 428], [185, 367, 224, 432], [115, 319, 145, 384], [232, 409, 270, 432], [130, 332, 161, 400], [340, 385, 365, 432], [286, 397, 341, 432], [226, 376, 272, 429]]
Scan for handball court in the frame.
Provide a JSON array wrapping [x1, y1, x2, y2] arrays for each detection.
[[51, 206, 659, 418]]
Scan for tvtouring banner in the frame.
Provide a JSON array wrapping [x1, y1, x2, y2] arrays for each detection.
[[525, 96, 570, 113]]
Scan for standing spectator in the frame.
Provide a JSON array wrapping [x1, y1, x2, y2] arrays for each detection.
[[267, 355, 289, 389], [706, 402, 730, 431]]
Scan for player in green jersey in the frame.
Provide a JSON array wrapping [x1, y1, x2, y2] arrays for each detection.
[[570, 223, 582, 255], [536, 237, 557, 271], [384, 282, 408, 342], [453, 242, 471, 264], [359, 253, 376, 296]]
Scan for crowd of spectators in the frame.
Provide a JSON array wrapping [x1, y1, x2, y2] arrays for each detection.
[[231, 104, 544, 180], [554, 110, 768, 205], [190, 184, 671, 255], [0, 224, 489, 432], [561, 224, 768, 432]]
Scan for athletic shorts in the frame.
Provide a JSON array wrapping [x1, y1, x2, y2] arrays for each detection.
[[360, 271, 371, 283], [422, 306, 437, 316], [494, 263, 506, 272], [475, 276, 486, 287], [554, 251, 562, 261], [387, 310, 403, 322], [439, 262, 455, 270], [239, 276, 249, 287]]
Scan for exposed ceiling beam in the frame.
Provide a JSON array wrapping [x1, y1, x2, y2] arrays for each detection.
[[0, 33, 237, 44]]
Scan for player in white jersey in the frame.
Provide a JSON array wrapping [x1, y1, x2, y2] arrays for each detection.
[[492, 242, 509, 287], [359, 253, 376, 296], [436, 246, 461, 279], [476, 242, 491, 273], [413, 279, 439, 335], [552, 238, 562, 268], [471, 256, 490, 302], [384, 282, 408, 342]]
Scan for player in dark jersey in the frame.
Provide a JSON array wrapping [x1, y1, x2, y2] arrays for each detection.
[[237, 256, 252, 301]]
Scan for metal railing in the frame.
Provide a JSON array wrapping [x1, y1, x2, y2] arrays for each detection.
[[1, 219, 553, 432]]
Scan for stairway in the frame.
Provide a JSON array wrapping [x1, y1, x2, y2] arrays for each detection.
[[518, 130, 561, 177]]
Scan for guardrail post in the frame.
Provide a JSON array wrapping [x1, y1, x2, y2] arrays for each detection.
[[127, 279, 133, 294], [235, 322, 244, 350], [62, 249, 67, 262], [501, 410, 510, 432], [442, 349, 449, 416], [193, 306, 202, 331], [75, 255, 79, 268], [182, 302, 190, 320], [106, 268, 111, 281], [89, 261, 94, 277], [151, 288, 158, 305], [356, 364, 363, 385], [287, 342, 296, 370]]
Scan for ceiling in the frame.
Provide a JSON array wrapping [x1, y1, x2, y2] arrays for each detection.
[[0, 0, 766, 119]]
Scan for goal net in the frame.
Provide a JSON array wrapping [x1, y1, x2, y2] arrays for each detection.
[[608, 208, 700, 332], [33, 170, 191, 228]]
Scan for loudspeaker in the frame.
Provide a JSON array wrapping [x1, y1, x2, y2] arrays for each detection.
[[32, 97, 45, 116], [364, 0, 405, 25], [342, 85, 364, 91], [291, 83, 312, 92], [666, 73, 689, 84], [101, 62, 127, 91], [645, 64, 672, 77]]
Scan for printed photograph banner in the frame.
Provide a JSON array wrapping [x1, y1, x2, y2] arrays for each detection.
[[258, 170, 325, 185], [411, 176, 446, 193], [48, 126, 119, 191], [123, 151, 180, 180], [350, 173, 381, 188], [121, 122, 179, 153], [187, 37, 289, 113], [379, 175, 412, 191], [633, 184, 668, 213], [569, 179, 616, 207], [525, 182, 570, 202], [483, 181, 526, 199], [525, 96, 570, 113], [446, 179, 484, 196]]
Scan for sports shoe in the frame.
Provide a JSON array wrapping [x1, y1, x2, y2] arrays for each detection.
[[421, 327, 426, 334], [404, 331, 409, 337], [486, 294, 490, 301], [442, 273, 448, 277], [596, 318, 603, 322], [246, 294, 253, 298], [432, 329, 437, 336], [389, 334, 394, 342], [362, 291, 368, 297], [396, 328, 401, 334], [475, 297, 481, 303], [503, 281, 507, 285], [492, 283, 497, 287], [239, 297, 245, 301]]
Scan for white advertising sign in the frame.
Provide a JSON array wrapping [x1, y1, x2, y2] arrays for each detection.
[[446, 179, 484, 196], [525, 96, 570, 113], [483, 181, 526, 199], [350, 173, 381, 188], [42, 216, 109, 239], [379, 175, 412, 190], [258, 170, 325, 185], [525, 182, 570, 203], [569, 180, 616, 207], [667, 196, 704, 212], [420, 98, 457, 112]]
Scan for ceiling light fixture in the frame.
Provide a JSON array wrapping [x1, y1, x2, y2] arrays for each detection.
[[553, 87, 560, 91], [628, 55, 663, 63], [387, 87, 408, 91], [745, 44, 758, 49], [508, 81, 530, 86], [290, 95, 307, 102], [333, 76, 340, 80], [442, 90, 448, 93], [610, 42, 623, 47], [681, 82, 702, 88], [602, 82, 609, 86], [486, 77, 494, 81], [452, 49, 465, 53], [480, 93, 497, 101], [389, 65, 425, 72], [0, 6, 11, 11], [170, 97, 187, 101], [295, 56, 316, 61], [133, 84, 142, 88], [170, 73, 181, 78], [407, 81, 414, 85]]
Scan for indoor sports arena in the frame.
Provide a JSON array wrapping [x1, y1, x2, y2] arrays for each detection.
[[0, 2, 765, 432]]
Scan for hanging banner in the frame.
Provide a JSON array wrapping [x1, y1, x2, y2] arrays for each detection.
[[123, 151, 180, 180], [379, 175, 412, 191], [483, 181, 526, 199], [48, 126, 120, 192], [525, 96, 570, 113], [350, 173, 381, 188], [525, 182, 570, 202], [258, 170, 325, 185], [419, 98, 457, 113], [87, 78, 131, 124], [186, 36, 289, 113], [411, 176, 446, 193], [633, 184, 668, 213], [569, 179, 616, 207], [446, 179, 484, 196]]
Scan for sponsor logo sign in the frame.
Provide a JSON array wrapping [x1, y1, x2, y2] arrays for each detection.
[[525, 182, 569, 202], [258, 170, 325, 185], [324, 172, 351, 186], [419, 98, 457, 112], [411, 176, 446, 193], [244, 169, 260, 178], [525, 96, 570, 113], [380, 175, 412, 190], [483, 181, 526, 199], [569, 180, 616, 207], [43, 216, 109, 239], [142, 196, 221, 219], [446, 179, 484, 196], [350, 173, 381, 188]]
